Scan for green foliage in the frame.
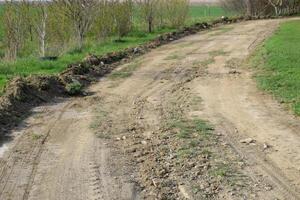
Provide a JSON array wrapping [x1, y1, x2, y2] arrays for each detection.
[[253, 20, 300, 115], [65, 80, 83, 95], [112, 0, 133, 39]]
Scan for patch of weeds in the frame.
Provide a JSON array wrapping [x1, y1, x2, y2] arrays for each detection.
[[90, 107, 108, 130], [192, 95, 203, 103], [96, 132, 112, 139], [168, 118, 213, 139], [192, 186, 201, 194], [189, 139, 200, 147], [168, 119, 193, 139], [177, 146, 198, 158], [165, 53, 183, 60], [200, 58, 215, 67], [192, 58, 215, 68], [209, 50, 228, 57], [109, 71, 132, 79], [66, 80, 83, 95], [190, 96, 203, 110], [109, 61, 140, 79], [31, 133, 42, 140], [168, 117, 215, 160], [225, 58, 241, 69], [201, 148, 212, 158], [193, 119, 214, 137], [210, 163, 230, 178], [90, 106, 112, 139]]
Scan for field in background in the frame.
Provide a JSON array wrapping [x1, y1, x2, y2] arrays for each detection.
[[0, 5, 233, 94], [188, 5, 235, 24], [253, 20, 300, 115]]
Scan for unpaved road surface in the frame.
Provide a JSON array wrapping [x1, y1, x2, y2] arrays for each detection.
[[1, 19, 300, 200]]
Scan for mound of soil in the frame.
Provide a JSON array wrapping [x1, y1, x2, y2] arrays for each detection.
[[0, 76, 64, 132]]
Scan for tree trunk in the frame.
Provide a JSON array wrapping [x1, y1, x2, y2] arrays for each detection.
[[245, 0, 252, 16], [40, 18, 46, 57], [78, 31, 84, 50], [148, 17, 153, 33], [275, 6, 278, 15]]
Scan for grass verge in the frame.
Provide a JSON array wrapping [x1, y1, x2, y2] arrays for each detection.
[[0, 31, 173, 92], [252, 20, 300, 115]]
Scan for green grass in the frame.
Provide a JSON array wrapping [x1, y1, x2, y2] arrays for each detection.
[[210, 163, 230, 178], [168, 118, 214, 139], [253, 20, 300, 115], [168, 117, 214, 159], [0, 30, 173, 91], [109, 59, 141, 79], [187, 5, 237, 25], [0, 5, 232, 93]]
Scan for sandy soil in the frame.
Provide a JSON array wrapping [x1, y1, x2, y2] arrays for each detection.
[[0, 18, 300, 200]]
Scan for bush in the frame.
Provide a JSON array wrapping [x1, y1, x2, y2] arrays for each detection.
[[65, 80, 83, 95]]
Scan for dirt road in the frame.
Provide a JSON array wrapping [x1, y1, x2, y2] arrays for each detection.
[[0, 18, 300, 200]]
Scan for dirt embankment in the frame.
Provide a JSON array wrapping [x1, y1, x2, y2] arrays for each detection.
[[0, 17, 244, 138]]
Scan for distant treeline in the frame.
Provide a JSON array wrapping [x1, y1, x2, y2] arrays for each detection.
[[1, 0, 189, 61], [220, 0, 300, 16]]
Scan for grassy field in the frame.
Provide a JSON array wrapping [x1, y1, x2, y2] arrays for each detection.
[[0, 5, 233, 94], [252, 20, 300, 115], [188, 5, 235, 24]]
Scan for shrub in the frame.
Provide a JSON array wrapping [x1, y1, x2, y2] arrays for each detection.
[[65, 80, 83, 95]]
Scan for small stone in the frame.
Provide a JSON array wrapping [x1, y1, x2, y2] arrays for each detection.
[[221, 142, 228, 146], [116, 137, 121, 141], [216, 132, 223, 136], [122, 136, 126, 140], [178, 185, 191, 199], [141, 140, 147, 145], [263, 143, 269, 150], [240, 138, 255, 144]]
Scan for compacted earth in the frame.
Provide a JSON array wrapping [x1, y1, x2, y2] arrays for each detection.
[[0, 18, 300, 200]]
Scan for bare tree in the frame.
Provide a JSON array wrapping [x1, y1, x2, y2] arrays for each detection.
[[27, 0, 49, 57], [3, 1, 28, 60], [112, 0, 133, 41], [53, 0, 98, 50], [92, 0, 115, 39], [165, 0, 189, 28], [221, 0, 300, 16], [268, 0, 283, 15], [137, 0, 157, 33]]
